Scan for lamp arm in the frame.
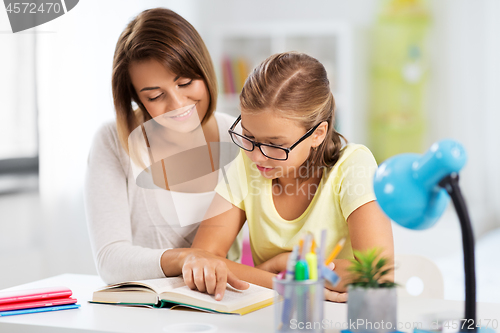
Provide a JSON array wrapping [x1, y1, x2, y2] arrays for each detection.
[[439, 173, 476, 332]]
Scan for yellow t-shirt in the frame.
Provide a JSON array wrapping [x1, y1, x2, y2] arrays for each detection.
[[215, 144, 378, 266]]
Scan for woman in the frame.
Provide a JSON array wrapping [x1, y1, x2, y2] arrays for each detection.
[[84, 8, 242, 284]]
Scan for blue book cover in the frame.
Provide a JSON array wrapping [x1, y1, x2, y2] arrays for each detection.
[[0, 303, 80, 317]]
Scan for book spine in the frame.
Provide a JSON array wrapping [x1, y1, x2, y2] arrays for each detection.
[[237, 57, 249, 92], [222, 56, 236, 94], [232, 57, 242, 93]]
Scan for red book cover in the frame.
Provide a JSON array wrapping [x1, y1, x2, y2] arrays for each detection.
[[0, 286, 73, 305], [222, 56, 236, 94]]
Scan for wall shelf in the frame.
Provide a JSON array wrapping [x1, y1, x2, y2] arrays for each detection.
[[208, 21, 354, 139]]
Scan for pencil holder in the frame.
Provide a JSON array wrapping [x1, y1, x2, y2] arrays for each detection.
[[273, 278, 325, 333]]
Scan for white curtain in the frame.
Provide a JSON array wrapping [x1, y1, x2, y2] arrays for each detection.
[[426, 0, 500, 303], [0, 25, 37, 159], [483, 0, 500, 231]]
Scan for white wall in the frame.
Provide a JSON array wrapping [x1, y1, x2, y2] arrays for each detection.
[[428, 0, 500, 236]]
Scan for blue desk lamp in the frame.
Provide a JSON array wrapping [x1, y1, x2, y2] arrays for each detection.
[[373, 139, 479, 332]]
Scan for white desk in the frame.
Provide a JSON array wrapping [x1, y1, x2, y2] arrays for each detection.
[[0, 274, 498, 333]]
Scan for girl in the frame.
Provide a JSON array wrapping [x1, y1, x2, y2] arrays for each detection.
[[84, 8, 244, 284], [176, 52, 394, 303]]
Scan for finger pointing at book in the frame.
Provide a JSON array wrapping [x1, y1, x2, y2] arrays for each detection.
[[182, 249, 249, 301]]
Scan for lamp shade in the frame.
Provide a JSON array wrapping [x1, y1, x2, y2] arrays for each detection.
[[373, 139, 467, 230]]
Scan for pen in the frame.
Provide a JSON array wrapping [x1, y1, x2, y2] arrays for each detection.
[[322, 237, 344, 289], [324, 237, 346, 265], [298, 239, 304, 260], [286, 246, 299, 280], [310, 239, 317, 255], [301, 233, 312, 261], [318, 229, 327, 279]]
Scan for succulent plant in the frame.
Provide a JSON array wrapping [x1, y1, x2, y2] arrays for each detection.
[[346, 248, 397, 288]]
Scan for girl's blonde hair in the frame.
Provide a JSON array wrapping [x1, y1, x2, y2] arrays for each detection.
[[112, 8, 218, 154], [240, 52, 346, 176]]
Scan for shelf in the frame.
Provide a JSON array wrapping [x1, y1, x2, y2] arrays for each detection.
[[209, 21, 354, 138]]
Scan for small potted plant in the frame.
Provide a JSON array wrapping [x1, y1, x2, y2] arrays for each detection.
[[346, 248, 397, 333]]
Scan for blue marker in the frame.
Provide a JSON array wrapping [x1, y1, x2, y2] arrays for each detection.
[[321, 265, 340, 286]]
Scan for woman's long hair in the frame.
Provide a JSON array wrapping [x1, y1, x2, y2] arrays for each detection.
[[112, 7, 218, 154]]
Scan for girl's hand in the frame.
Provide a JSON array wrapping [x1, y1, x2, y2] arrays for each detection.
[[181, 249, 249, 301], [324, 288, 348, 303], [256, 252, 291, 274], [323, 262, 348, 303]]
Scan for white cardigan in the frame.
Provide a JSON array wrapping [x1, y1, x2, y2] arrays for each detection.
[[84, 112, 241, 284]]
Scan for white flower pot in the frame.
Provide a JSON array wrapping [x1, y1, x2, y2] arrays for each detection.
[[347, 286, 397, 333]]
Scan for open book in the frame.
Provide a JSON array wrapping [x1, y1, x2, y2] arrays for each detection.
[[91, 276, 275, 315]]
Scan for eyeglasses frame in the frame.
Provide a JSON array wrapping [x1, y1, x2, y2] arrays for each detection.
[[228, 115, 322, 161]]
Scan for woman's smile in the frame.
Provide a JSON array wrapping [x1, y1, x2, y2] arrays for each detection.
[[169, 105, 196, 121]]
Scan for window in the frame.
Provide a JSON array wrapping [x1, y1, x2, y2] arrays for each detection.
[[0, 31, 38, 174]]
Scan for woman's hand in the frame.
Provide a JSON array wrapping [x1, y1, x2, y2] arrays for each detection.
[[256, 252, 290, 274], [181, 248, 249, 301]]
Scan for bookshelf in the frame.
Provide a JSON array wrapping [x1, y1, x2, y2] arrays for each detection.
[[208, 22, 355, 140]]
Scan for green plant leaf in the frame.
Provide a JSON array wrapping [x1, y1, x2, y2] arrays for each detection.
[[377, 268, 394, 277], [345, 247, 395, 288], [376, 258, 387, 270]]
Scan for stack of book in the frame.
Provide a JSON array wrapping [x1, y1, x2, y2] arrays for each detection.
[[0, 286, 80, 317]]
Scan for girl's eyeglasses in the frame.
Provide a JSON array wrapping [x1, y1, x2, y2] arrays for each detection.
[[228, 115, 321, 161]]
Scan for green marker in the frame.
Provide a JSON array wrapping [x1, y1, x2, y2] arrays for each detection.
[[294, 260, 309, 325], [295, 260, 309, 280]]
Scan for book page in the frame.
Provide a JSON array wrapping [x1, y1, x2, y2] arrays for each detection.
[[98, 276, 186, 295], [135, 277, 186, 294], [161, 283, 275, 312]]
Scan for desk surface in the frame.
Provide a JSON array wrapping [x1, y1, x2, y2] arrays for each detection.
[[0, 274, 498, 333]]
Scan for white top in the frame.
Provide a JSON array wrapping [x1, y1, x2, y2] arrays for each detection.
[[84, 112, 240, 284]]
